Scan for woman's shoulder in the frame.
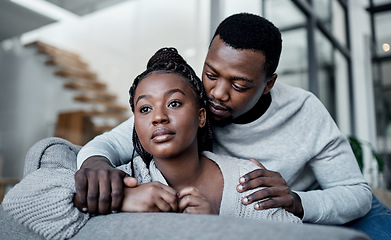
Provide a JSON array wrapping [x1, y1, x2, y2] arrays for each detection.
[[116, 156, 151, 184], [201, 151, 260, 177]]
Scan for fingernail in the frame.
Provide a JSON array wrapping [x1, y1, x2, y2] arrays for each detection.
[[255, 203, 260, 209], [239, 177, 246, 183], [238, 185, 244, 191], [112, 210, 118, 214], [243, 197, 249, 204], [82, 207, 88, 212]]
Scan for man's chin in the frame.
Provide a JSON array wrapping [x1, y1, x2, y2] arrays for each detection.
[[210, 114, 233, 126]]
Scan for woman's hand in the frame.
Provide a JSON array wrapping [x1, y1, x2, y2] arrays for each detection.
[[177, 187, 217, 214], [121, 181, 178, 212], [237, 159, 303, 218], [74, 156, 137, 215]]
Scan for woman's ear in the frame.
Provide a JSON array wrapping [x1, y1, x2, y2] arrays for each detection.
[[198, 108, 206, 128]]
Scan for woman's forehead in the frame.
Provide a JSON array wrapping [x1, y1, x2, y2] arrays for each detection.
[[136, 72, 194, 96]]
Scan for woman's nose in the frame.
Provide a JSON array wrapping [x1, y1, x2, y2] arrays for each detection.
[[152, 108, 169, 125]]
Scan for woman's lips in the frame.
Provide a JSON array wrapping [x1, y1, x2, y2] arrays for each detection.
[[151, 128, 175, 143]]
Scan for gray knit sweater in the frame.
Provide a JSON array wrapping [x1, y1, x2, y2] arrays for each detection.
[[2, 138, 300, 240], [150, 151, 301, 223]]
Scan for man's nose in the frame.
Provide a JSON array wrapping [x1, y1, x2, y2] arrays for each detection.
[[210, 79, 230, 102]]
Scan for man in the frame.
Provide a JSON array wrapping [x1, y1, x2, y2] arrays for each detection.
[[75, 12, 379, 235]]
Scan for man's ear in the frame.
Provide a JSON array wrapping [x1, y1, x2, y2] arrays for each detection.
[[198, 108, 206, 128], [263, 73, 277, 94]]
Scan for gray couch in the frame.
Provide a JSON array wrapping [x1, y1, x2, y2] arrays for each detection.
[[0, 137, 370, 240], [1, 207, 371, 240]]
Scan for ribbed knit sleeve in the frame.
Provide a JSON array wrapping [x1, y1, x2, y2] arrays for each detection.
[[117, 156, 152, 184], [2, 137, 89, 240], [2, 168, 89, 240]]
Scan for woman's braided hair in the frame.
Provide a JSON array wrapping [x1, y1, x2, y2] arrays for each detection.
[[129, 47, 213, 166]]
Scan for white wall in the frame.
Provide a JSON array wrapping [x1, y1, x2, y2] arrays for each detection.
[[0, 0, 211, 179]]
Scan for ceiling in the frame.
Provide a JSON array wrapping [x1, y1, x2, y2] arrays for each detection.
[[0, 0, 128, 42], [0, 1, 56, 42], [45, 0, 128, 16]]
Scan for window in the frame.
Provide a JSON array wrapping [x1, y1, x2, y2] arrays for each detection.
[[369, 0, 391, 187]]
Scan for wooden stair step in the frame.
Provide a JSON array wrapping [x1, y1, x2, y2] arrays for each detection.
[[66, 77, 107, 89], [74, 95, 128, 113], [45, 57, 89, 71], [55, 110, 99, 146], [55, 68, 97, 80], [85, 110, 129, 122], [27, 41, 81, 61], [64, 82, 116, 100], [55, 70, 105, 88], [41, 50, 86, 66], [93, 125, 116, 134]]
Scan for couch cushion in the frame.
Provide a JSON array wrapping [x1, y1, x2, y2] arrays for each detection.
[[1, 206, 370, 240]]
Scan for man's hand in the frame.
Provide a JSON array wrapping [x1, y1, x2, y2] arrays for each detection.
[[178, 187, 217, 214], [74, 156, 137, 215], [237, 159, 304, 218], [121, 181, 178, 212]]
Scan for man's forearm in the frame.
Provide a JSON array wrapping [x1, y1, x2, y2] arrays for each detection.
[[296, 184, 372, 224], [77, 117, 135, 169]]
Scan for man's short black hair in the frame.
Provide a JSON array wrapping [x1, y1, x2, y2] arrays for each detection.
[[212, 13, 282, 79]]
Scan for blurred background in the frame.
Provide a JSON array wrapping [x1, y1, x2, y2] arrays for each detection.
[[0, 0, 390, 195]]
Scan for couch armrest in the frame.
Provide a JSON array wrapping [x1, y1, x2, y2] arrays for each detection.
[[0, 207, 370, 240]]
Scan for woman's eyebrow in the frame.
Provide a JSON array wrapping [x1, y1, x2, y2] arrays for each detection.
[[135, 89, 186, 105], [166, 88, 186, 97], [136, 94, 150, 105]]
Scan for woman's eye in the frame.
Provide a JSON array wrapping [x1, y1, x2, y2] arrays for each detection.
[[139, 106, 151, 113], [168, 100, 182, 108]]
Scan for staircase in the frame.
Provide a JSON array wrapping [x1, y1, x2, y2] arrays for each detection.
[[26, 41, 129, 145]]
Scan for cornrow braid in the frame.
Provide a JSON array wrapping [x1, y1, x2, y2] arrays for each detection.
[[129, 47, 213, 167]]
